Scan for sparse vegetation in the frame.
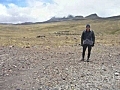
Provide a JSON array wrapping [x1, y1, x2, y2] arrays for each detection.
[[0, 19, 120, 47]]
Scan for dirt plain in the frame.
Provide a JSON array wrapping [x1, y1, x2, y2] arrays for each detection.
[[0, 20, 120, 90], [0, 44, 120, 90]]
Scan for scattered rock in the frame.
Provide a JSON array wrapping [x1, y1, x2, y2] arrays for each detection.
[[36, 35, 45, 38], [16, 89, 20, 90], [0, 44, 120, 90], [38, 88, 42, 90], [114, 72, 119, 76], [13, 65, 17, 68], [62, 78, 66, 80], [102, 68, 107, 71], [9, 45, 14, 48], [25, 46, 30, 48]]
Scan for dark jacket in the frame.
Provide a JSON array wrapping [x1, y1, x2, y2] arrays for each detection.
[[81, 30, 95, 45]]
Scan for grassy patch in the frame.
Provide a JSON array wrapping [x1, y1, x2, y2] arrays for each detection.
[[0, 19, 120, 47], [109, 29, 120, 34]]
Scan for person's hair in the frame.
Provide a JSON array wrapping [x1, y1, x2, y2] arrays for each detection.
[[86, 24, 90, 28]]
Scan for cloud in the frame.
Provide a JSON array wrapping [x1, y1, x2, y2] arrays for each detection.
[[0, 0, 120, 23], [53, 0, 120, 17], [0, 0, 56, 23]]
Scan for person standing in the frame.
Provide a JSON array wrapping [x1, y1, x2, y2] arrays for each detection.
[[81, 24, 95, 62]]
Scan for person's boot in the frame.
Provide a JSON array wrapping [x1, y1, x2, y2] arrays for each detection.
[[87, 58, 89, 62], [81, 58, 84, 61]]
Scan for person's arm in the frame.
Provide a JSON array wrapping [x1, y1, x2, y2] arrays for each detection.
[[92, 31, 95, 46], [81, 31, 84, 46]]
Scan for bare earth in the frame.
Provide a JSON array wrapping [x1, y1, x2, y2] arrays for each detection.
[[0, 44, 120, 90]]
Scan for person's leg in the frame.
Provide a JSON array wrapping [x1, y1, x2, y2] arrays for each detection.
[[87, 45, 92, 61], [82, 45, 87, 60]]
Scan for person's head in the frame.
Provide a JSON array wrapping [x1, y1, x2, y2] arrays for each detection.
[[86, 24, 90, 31]]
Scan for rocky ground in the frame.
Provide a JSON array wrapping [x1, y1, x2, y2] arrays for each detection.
[[0, 44, 120, 90]]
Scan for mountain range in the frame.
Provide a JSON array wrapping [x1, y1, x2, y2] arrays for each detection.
[[1, 13, 120, 25], [24, 13, 120, 25], [46, 13, 120, 22]]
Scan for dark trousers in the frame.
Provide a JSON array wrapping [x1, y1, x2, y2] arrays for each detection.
[[82, 44, 92, 59]]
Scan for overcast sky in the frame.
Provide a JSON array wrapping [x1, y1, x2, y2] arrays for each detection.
[[0, 0, 120, 23]]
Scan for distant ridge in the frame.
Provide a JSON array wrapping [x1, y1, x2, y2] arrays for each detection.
[[36, 13, 120, 24], [46, 13, 120, 22], [1, 13, 120, 25], [85, 13, 101, 19]]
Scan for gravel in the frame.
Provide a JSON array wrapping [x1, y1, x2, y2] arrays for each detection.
[[0, 44, 120, 90]]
